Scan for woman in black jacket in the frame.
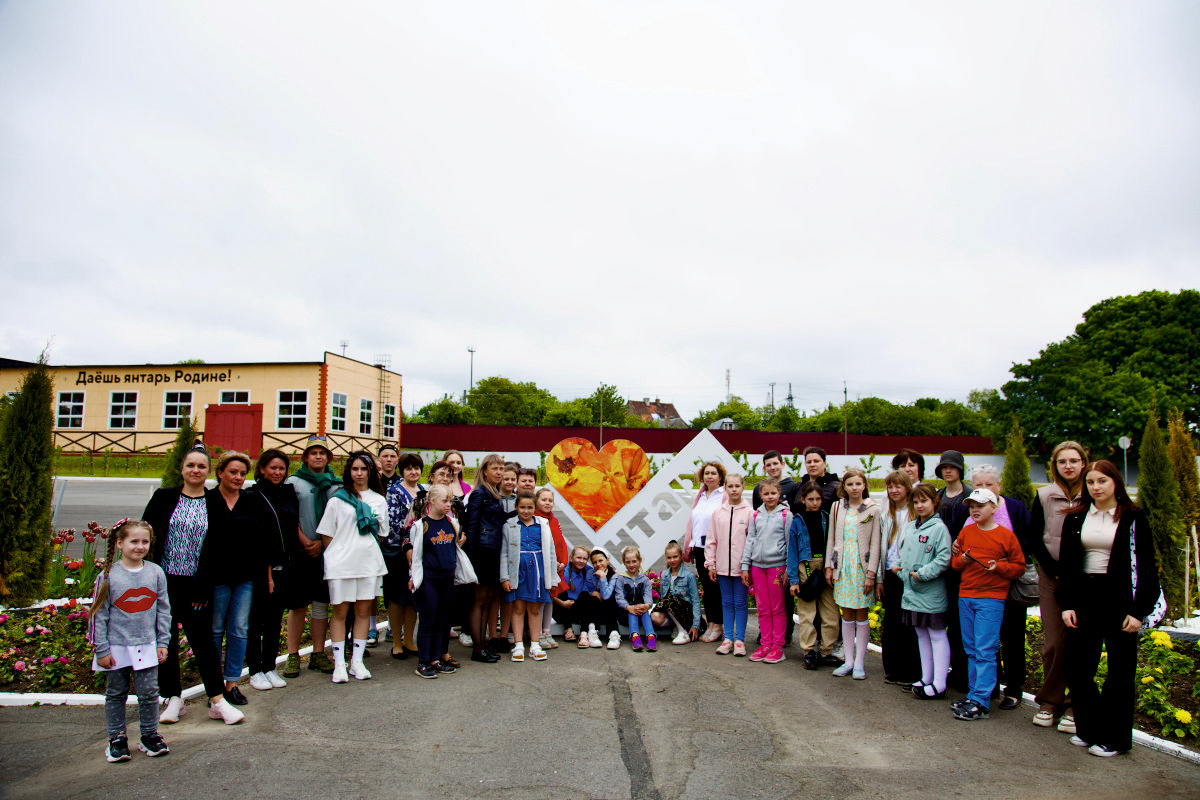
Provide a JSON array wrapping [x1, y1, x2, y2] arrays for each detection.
[[463, 453, 512, 663], [143, 445, 242, 725], [244, 449, 294, 692], [1056, 460, 1159, 758]]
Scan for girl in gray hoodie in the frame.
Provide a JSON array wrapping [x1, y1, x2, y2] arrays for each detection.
[[740, 478, 791, 664]]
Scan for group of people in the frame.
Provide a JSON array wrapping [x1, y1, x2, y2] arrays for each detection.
[[88, 438, 1160, 764]]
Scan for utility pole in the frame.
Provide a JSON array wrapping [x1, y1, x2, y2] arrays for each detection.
[[769, 382, 776, 411], [725, 369, 731, 402], [467, 346, 476, 393], [843, 381, 849, 455]]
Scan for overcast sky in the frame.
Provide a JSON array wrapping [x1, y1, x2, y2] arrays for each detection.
[[2, 1, 1197, 420]]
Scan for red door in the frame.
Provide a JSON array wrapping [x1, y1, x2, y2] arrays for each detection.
[[205, 404, 263, 458]]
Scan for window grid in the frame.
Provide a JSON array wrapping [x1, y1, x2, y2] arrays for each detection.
[[277, 390, 308, 430], [163, 391, 192, 430], [109, 392, 138, 429], [359, 398, 373, 435], [331, 392, 347, 432], [219, 390, 249, 404], [57, 392, 85, 428], [382, 403, 397, 439]]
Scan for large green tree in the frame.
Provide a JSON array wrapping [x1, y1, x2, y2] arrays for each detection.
[[1166, 408, 1200, 548], [467, 376, 556, 426], [544, 398, 594, 427], [0, 355, 54, 602], [410, 397, 479, 425], [1138, 408, 1186, 618], [998, 289, 1200, 459]]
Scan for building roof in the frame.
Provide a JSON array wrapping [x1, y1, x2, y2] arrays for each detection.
[[626, 398, 683, 426]]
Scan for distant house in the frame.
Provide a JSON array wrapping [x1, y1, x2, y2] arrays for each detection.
[[626, 397, 686, 428], [709, 417, 737, 431]]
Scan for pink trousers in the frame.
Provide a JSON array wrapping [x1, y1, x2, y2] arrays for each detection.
[[752, 565, 787, 650]]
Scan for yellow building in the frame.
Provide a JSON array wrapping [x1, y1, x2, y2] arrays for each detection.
[[0, 353, 402, 457]]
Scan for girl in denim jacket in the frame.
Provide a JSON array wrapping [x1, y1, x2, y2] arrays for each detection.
[[650, 541, 702, 645]]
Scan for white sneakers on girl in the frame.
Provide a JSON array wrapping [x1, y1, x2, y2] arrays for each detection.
[[607, 631, 621, 650], [511, 644, 525, 662], [159, 696, 185, 724], [715, 639, 734, 655], [529, 643, 548, 661], [331, 664, 349, 683], [249, 672, 273, 691], [265, 670, 287, 688], [207, 698, 244, 725], [672, 630, 690, 645], [349, 660, 372, 680]]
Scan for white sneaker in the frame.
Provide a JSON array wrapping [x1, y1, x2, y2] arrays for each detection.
[[331, 664, 349, 684], [529, 642, 548, 661], [459, 633, 473, 647], [607, 631, 621, 650], [539, 633, 558, 649], [590, 631, 603, 648], [832, 640, 845, 662], [349, 660, 372, 681], [159, 696, 185, 724], [265, 670, 287, 688], [672, 630, 689, 645], [249, 672, 273, 691], [511, 643, 525, 662], [207, 698, 244, 725]]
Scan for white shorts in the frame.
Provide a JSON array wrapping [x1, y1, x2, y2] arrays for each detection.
[[327, 576, 383, 605]]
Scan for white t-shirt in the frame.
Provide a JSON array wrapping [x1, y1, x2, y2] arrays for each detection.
[[317, 489, 389, 580], [691, 487, 726, 549]]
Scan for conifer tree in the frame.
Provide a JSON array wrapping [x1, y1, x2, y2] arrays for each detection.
[[161, 415, 200, 488], [0, 354, 55, 603], [1138, 408, 1186, 617], [1000, 418, 1034, 509], [1166, 408, 1199, 612]]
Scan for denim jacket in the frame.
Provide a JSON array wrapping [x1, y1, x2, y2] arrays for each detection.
[[786, 510, 825, 587], [658, 565, 702, 626]]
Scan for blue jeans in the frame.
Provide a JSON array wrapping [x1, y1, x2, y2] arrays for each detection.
[[212, 581, 254, 682], [626, 611, 654, 637], [959, 597, 1004, 709], [717, 575, 748, 642]]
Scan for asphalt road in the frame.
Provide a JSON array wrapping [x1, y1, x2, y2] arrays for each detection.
[[2, 633, 1197, 800]]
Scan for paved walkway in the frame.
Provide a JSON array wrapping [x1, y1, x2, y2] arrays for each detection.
[[2, 633, 1197, 800]]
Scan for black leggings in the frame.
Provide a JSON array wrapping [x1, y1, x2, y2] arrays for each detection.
[[692, 547, 721, 625], [413, 574, 454, 666], [161, 574, 224, 698], [245, 572, 286, 675], [553, 593, 602, 630]]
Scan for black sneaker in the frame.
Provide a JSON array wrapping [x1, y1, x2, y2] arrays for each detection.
[[817, 654, 843, 667], [432, 661, 457, 674], [954, 701, 990, 721], [139, 732, 170, 757], [803, 651, 819, 670], [106, 735, 131, 763], [471, 649, 500, 664], [414, 664, 438, 679]]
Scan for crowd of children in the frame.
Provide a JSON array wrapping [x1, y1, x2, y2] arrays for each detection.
[[91, 443, 1159, 763]]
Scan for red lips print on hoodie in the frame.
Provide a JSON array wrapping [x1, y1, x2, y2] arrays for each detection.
[[114, 587, 159, 614]]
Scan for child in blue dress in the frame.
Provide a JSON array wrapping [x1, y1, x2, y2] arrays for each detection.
[[500, 490, 559, 662]]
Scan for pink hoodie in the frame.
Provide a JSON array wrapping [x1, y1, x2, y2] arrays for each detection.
[[705, 499, 753, 577]]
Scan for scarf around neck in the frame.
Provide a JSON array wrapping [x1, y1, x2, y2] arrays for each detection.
[[295, 465, 339, 522], [333, 487, 380, 536]]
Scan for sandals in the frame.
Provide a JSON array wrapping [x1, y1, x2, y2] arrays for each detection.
[[563, 629, 576, 642]]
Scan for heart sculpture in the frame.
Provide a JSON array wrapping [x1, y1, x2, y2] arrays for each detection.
[[546, 438, 651, 531]]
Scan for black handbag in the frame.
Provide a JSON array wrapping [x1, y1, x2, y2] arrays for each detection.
[[797, 564, 826, 602]]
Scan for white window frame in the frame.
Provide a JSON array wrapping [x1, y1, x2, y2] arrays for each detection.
[[330, 392, 347, 432], [109, 391, 138, 429], [57, 391, 85, 429], [163, 390, 192, 430], [359, 398, 373, 435], [382, 403, 397, 439], [277, 390, 308, 430], [219, 390, 250, 404]]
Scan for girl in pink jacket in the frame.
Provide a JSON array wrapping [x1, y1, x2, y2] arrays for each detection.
[[705, 473, 752, 656]]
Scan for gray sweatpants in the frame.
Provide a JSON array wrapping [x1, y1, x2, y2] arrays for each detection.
[[104, 665, 159, 738]]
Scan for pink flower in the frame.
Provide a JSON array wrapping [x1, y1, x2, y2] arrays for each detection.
[[14, 661, 25, 671], [0, 613, 8, 624], [42, 656, 55, 665], [24, 626, 33, 635], [58, 656, 69, 664]]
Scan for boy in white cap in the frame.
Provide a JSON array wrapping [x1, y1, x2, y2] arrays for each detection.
[[949, 488, 1025, 721]]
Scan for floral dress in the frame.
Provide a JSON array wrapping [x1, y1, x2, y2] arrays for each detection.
[[834, 508, 870, 610]]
